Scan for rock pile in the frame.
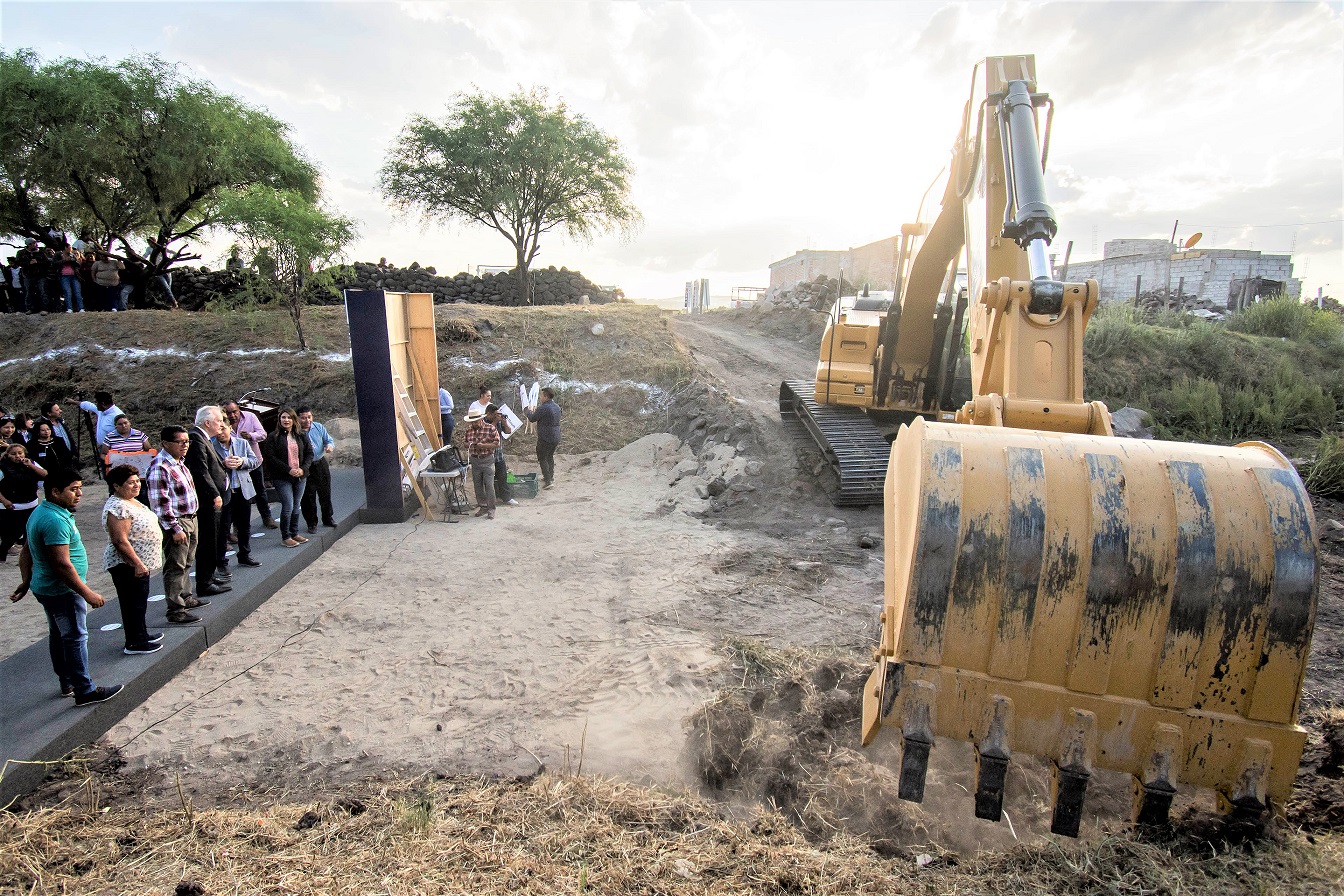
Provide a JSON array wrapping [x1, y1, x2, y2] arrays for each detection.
[[163, 267, 259, 310], [331, 262, 619, 306], [1129, 288, 1225, 320], [763, 275, 857, 311]]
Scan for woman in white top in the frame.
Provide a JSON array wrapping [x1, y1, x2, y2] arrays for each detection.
[[102, 464, 165, 654]]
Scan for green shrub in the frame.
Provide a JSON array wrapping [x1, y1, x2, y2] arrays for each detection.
[[1153, 377, 1224, 441], [1227, 294, 1344, 349], [1304, 434, 1344, 498]]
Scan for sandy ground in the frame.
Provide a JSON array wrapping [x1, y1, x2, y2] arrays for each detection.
[[92, 317, 882, 799]]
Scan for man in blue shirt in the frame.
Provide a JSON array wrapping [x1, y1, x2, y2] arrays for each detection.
[[9, 468, 123, 705], [298, 406, 336, 533], [438, 387, 455, 445]]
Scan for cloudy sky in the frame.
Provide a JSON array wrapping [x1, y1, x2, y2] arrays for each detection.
[[3, 1, 1341, 301]]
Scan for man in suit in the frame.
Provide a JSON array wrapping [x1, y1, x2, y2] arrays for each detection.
[[185, 406, 232, 597]]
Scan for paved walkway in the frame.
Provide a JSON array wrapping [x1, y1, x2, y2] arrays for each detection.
[[0, 468, 367, 807]]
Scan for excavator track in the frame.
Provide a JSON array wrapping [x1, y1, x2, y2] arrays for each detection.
[[779, 380, 891, 507]]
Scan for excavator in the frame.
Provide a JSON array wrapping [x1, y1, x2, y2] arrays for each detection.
[[783, 56, 1319, 836]]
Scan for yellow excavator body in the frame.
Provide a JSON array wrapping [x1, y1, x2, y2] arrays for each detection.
[[838, 55, 1319, 835]]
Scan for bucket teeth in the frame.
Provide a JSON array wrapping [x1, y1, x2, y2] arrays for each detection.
[[974, 696, 1013, 821], [1051, 767, 1090, 837], [1050, 709, 1097, 837], [1134, 779, 1176, 827], [974, 752, 1009, 821], [897, 681, 936, 803], [1133, 724, 1182, 828], [899, 736, 932, 802]]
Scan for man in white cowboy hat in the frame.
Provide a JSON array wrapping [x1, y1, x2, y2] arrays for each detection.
[[461, 407, 500, 519]]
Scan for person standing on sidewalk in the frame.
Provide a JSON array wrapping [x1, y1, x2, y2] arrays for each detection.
[[101, 465, 165, 655], [213, 418, 262, 570], [525, 387, 562, 490], [297, 406, 335, 533], [223, 400, 278, 531], [147, 426, 212, 624], [185, 406, 232, 595], [8, 468, 123, 705]]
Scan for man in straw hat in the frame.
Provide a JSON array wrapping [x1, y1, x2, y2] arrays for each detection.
[[462, 407, 500, 519]]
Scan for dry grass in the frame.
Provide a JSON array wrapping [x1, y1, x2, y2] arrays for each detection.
[[2, 762, 1339, 895]]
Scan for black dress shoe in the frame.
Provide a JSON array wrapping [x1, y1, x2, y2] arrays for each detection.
[[322, 520, 337, 528], [213, 572, 233, 582], [199, 583, 231, 596], [236, 557, 262, 567], [167, 611, 199, 624]]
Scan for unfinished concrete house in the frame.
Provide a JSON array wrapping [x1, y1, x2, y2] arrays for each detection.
[[1062, 239, 1300, 309]]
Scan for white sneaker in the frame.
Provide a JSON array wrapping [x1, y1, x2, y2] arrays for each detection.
[[506, 498, 520, 506]]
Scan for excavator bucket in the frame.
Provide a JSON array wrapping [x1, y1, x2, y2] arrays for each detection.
[[862, 417, 1317, 836]]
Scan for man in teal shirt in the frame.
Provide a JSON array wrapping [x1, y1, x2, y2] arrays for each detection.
[[9, 468, 123, 705]]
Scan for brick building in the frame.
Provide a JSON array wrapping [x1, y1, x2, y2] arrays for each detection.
[[768, 235, 900, 296], [1062, 239, 1300, 307]]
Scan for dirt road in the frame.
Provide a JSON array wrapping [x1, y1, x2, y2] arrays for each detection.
[[106, 314, 883, 799]]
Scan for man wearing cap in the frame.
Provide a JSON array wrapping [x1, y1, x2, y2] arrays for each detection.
[[462, 407, 500, 519]]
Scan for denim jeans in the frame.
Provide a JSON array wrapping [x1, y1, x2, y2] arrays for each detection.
[[274, 477, 306, 538], [60, 274, 84, 311], [35, 590, 94, 696]]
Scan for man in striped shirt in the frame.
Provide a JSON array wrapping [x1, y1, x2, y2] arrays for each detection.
[[146, 426, 210, 624], [99, 414, 150, 462]]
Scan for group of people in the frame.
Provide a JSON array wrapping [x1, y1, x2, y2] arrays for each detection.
[[448, 383, 562, 519], [3, 227, 179, 314], [3, 393, 340, 708]]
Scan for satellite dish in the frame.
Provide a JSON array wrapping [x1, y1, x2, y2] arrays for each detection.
[[1185, 232, 1203, 249]]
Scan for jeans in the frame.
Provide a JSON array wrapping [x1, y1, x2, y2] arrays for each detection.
[[301, 458, 334, 527], [35, 590, 94, 696], [441, 412, 455, 445], [274, 477, 306, 538], [470, 456, 496, 512], [537, 440, 558, 486], [110, 563, 152, 647], [60, 274, 84, 311]]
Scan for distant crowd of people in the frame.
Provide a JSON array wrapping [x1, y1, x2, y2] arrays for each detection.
[[3, 225, 182, 314], [3, 392, 339, 707]]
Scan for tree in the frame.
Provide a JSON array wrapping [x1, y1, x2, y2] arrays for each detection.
[[0, 50, 319, 304], [218, 187, 356, 349], [380, 89, 639, 304]]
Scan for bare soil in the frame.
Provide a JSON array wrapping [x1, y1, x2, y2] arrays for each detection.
[[2, 307, 1340, 894]]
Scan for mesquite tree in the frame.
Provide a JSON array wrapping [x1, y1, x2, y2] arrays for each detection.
[[380, 89, 638, 304]]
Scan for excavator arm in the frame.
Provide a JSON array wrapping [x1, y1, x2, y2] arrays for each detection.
[[860, 56, 1318, 836]]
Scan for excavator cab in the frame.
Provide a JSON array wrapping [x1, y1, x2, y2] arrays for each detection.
[[856, 56, 1318, 835]]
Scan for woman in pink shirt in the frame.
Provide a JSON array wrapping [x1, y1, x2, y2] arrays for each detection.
[[58, 246, 84, 312]]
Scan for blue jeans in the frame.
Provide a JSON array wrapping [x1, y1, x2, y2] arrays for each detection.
[[60, 274, 84, 311], [274, 477, 307, 538], [35, 590, 94, 696]]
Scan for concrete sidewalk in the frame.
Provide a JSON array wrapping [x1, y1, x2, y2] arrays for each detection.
[[0, 468, 367, 808]]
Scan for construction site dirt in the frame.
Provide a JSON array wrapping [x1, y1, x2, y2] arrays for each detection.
[[3, 308, 1341, 892]]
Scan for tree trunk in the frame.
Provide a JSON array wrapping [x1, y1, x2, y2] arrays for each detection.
[[514, 244, 532, 305], [290, 275, 308, 350]]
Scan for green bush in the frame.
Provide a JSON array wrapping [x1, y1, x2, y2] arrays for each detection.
[[1304, 434, 1344, 498], [1227, 295, 1344, 349]]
